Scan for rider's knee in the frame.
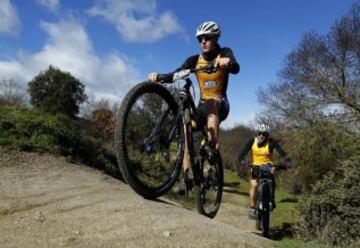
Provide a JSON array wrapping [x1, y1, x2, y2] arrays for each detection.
[[250, 179, 258, 188]]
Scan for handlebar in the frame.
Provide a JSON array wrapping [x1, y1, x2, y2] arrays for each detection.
[[237, 162, 290, 172], [156, 63, 218, 84], [239, 164, 288, 171]]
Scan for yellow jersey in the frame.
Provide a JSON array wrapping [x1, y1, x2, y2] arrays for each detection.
[[251, 137, 274, 166], [195, 54, 228, 100]]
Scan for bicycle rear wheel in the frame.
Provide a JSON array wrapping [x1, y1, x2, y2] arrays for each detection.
[[115, 82, 184, 199], [194, 153, 223, 218]]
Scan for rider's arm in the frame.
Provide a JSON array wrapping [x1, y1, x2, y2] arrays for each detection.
[[220, 47, 240, 74], [149, 55, 198, 83], [174, 55, 199, 72], [237, 138, 254, 163], [269, 139, 292, 167], [269, 139, 288, 158]]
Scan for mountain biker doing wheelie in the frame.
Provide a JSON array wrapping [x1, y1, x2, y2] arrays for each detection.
[[237, 124, 292, 219], [148, 21, 240, 194]]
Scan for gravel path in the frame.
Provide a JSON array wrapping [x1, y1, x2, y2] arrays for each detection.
[[0, 149, 272, 248]]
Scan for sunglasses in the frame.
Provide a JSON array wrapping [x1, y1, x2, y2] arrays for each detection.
[[257, 132, 269, 137], [197, 36, 214, 43]]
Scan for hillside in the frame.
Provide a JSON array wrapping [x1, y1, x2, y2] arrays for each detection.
[[0, 148, 272, 248]]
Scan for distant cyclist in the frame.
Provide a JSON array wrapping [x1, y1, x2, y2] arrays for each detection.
[[149, 21, 240, 194], [237, 124, 292, 219]]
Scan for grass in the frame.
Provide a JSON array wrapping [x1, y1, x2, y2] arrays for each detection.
[[223, 170, 355, 248], [224, 169, 299, 229], [165, 169, 300, 233], [223, 168, 250, 195], [274, 238, 345, 248]]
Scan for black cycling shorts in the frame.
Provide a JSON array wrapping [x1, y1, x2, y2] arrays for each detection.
[[251, 166, 275, 181], [195, 97, 230, 128], [251, 166, 261, 179]]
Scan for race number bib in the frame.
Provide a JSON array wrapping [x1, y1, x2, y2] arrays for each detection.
[[204, 81, 217, 89]]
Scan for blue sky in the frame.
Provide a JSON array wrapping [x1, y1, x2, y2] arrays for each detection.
[[0, 0, 356, 128]]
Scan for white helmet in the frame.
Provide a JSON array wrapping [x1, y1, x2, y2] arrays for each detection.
[[196, 21, 221, 37], [256, 124, 270, 134]]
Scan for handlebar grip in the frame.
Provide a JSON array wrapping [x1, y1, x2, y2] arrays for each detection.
[[157, 73, 174, 83]]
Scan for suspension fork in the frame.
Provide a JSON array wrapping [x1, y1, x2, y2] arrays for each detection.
[[157, 87, 193, 149]]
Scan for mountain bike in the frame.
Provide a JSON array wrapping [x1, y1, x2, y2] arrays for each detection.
[[115, 64, 223, 218], [238, 162, 288, 237]]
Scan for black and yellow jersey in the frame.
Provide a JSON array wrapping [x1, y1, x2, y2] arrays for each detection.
[[237, 137, 288, 166], [195, 54, 228, 100], [174, 44, 239, 100]]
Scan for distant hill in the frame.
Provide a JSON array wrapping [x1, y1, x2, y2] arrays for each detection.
[[219, 125, 254, 170]]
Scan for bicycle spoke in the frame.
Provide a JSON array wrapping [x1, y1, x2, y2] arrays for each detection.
[[124, 91, 181, 189], [196, 159, 222, 216]]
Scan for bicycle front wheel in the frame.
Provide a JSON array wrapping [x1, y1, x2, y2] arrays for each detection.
[[260, 182, 271, 237], [115, 82, 184, 199], [194, 153, 223, 218]]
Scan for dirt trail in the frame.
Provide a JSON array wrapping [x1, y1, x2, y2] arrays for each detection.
[[0, 149, 271, 248], [216, 189, 257, 233]]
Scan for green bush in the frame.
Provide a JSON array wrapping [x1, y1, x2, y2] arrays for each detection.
[[298, 155, 360, 246], [0, 105, 118, 175], [0, 105, 70, 152]]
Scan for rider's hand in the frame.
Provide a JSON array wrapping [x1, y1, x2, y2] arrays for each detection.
[[148, 72, 158, 83], [234, 158, 245, 176], [285, 158, 293, 169], [214, 57, 231, 69], [236, 159, 247, 167]]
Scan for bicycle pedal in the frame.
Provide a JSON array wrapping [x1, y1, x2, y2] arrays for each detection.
[[200, 144, 216, 162]]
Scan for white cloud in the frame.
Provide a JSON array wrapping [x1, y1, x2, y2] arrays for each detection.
[[87, 0, 183, 42], [36, 0, 60, 12], [0, 18, 141, 102], [0, 0, 21, 36]]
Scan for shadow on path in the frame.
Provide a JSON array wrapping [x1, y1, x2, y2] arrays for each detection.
[[268, 223, 295, 240]]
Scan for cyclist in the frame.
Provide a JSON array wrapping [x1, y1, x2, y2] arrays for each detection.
[[148, 21, 240, 194], [237, 124, 292, 219]]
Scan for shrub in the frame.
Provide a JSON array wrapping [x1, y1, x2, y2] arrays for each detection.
[[0, 105, 118, 175], [91, 108, 115, 138], [280, 122, 355, 194], [298, 155, 360, 246]]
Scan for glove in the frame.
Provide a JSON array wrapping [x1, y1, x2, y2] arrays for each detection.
[[234, 158, 245, 176], [285, 158, 293, 169]]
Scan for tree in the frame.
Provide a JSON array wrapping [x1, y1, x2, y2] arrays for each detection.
[[28, 65, 87, 117], [258, 3, 360, 126], [254, 5, 360, 244], [279, 121, 356, 194], [91, 99, 115, 138], [219, 125, 254, 171], [0, 78, 26, 106]]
